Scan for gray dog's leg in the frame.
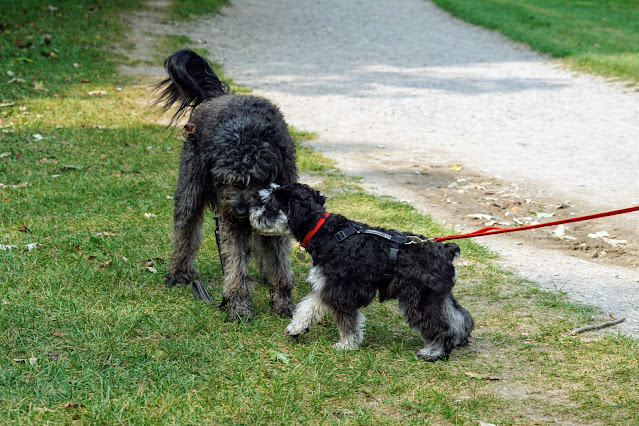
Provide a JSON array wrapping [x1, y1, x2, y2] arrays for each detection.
[[165, 159, 206, 287], [254, 234, 295, 317], [218, 216, 255, 321]]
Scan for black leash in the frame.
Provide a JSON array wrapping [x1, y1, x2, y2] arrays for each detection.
[[190, 215, 224, 306]]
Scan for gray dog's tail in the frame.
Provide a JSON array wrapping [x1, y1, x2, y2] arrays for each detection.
[[154, 49, 229, 124]]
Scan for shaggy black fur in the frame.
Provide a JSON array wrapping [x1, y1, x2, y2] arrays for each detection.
[[250, 183, 474, 361], [155, 49, 298, 321]]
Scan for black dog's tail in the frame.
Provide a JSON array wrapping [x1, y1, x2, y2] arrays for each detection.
[[154, 49, 229, 124]]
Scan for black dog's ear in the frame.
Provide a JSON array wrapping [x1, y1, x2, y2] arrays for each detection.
[[272, 186, 292, 209], [315, 191, 327, 206], [305, 184, 326, 206], [445, 243, 461, 261]]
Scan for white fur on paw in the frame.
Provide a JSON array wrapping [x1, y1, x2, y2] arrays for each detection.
[[285, 322, 308, 336], [332, 341, 359, 351], [417, 346, 445, 361]]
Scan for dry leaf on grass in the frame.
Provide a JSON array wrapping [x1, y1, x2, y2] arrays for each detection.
[[12, 357, 38, 366], [140, 259, 157, 273], [465, 371, 500, 381]]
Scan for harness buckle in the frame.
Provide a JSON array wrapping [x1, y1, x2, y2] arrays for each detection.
[[334, 230, 348, 242], [405, 235, 434, 244]]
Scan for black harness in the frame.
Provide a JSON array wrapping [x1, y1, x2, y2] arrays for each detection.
[[310, 222, 407, 283]]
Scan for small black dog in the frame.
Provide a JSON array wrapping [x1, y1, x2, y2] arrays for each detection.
[[249, 183, 474, 361], [155, 49, 298, 321]]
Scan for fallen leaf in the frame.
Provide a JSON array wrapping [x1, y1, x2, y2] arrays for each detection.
[[268, 350, 291, 364], [553, 225, 566, 237], [588, 231, 610, 239], [530, 211, 554, 218], [32, 133, 43, 141], [450, 164, 463, 172], [467, 214, 493, 221], [61, 402, 85, 410], [601, 237, 628, 247], [19, 225, 32, 233], [32, 82, 48, 92], [140, 259, 155, 268], [465, 371, 500, 381], [12, 357, 38, 366], [94, 231, 115, 237], [73, 244, 82, 254], [16, 39, 32, 48], [87, 90, 107, 97], [98, 260, 112, 269]]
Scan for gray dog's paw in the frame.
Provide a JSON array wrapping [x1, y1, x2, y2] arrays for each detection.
[[227, 298, 255, 323], [270, 295, 296, 318]]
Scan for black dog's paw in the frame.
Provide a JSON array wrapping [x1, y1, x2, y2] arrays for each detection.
[[285, 323, 310, 337], [416, 351, 449, 362]]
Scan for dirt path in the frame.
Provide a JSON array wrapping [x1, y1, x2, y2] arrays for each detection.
[[125, 0, 639, 336]]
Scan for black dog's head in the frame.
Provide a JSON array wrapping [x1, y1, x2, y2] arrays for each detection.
[[249, 183, 326, 238]]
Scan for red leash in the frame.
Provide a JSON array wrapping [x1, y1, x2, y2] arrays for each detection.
[[433, 205, 639, 242]]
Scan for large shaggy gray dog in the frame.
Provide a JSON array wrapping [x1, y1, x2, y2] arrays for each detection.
[[250, 183, 473, 361], [155, 49, 298, 321]]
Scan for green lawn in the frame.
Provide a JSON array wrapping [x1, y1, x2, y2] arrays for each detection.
[[431, 0, 639, 84], [1, 0, 638, 424]]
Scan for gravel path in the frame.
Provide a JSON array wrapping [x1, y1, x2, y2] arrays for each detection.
[[134, 0, 639, 336]]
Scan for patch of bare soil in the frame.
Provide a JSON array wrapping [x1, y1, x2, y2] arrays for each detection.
[[366, 153, 639, 270]]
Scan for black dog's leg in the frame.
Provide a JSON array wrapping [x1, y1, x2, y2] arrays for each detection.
[[442, 294, 474, 347], [400, 288, 458, 361], [218, 216, 255, 321], [331, 307, 366, 350], [254, 233, 295, 317], [165, 156, 207, 287]]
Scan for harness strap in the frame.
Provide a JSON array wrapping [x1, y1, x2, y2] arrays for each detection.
[[310, 222, 406, 283], [310, 223, 359, 262]]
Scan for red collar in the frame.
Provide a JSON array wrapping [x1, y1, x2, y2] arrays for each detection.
[[300, 211, 329, 249]]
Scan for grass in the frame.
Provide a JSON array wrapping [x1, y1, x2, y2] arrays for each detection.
[[1, 0, 639, 424], [430, 0, 639, 85]]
